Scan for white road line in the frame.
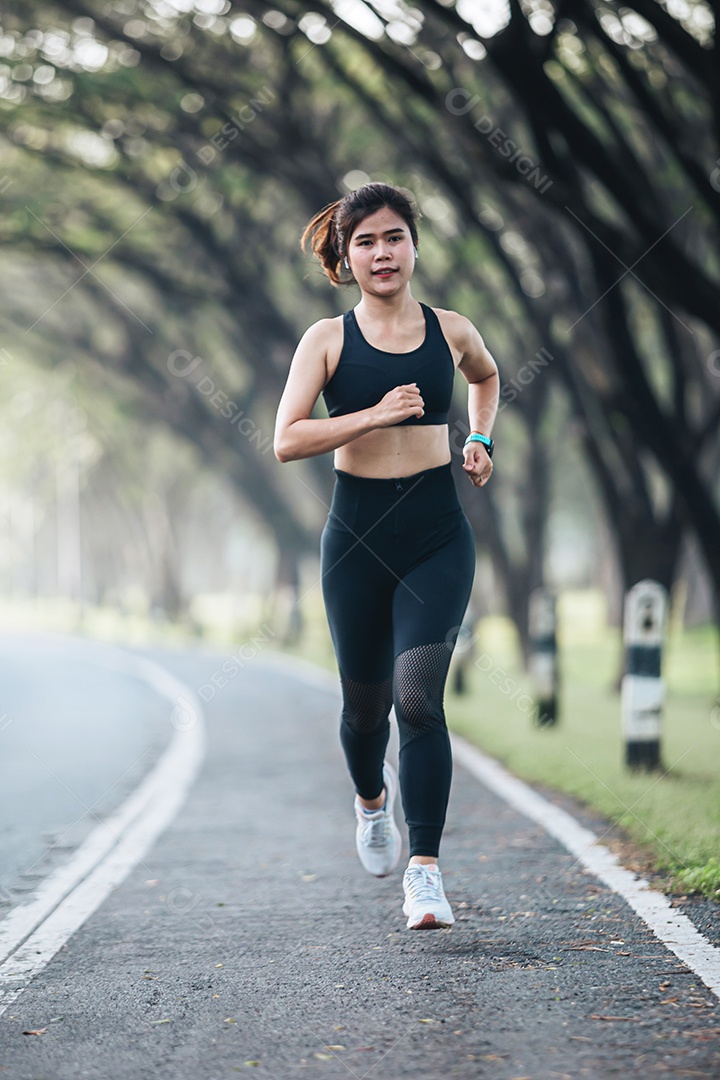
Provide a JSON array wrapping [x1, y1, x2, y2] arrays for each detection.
[[0, 642, 206, 1017], [257, 653, 720, 1003]]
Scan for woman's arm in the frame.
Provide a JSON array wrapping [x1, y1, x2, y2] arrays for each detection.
[[273, 321, 372, 462], [455, 316, 499, 436], [453, 314, 499, 487], [273, 320, 424, 462]]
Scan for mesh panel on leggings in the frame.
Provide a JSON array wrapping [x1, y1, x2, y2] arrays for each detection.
[[339, 671, 393, 735], [393, 642, 453, 744]]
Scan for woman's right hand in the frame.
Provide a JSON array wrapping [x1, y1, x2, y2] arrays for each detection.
[[371, 383, 424, 427]]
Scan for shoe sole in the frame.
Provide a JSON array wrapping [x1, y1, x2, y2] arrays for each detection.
[[406, 912, 454, 930], [377, 764, 401, 876]]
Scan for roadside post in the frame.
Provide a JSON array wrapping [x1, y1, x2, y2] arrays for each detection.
[[528, 587, 558, 727], [621, 579, 667, 770]]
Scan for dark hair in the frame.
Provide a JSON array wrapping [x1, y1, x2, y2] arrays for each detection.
[[300, 181, 420, 287]]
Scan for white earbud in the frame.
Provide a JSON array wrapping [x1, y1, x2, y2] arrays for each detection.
[[344, 257, 350, 269]]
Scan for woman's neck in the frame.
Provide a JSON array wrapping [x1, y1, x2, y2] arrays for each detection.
[[355, 287, 418, 323]]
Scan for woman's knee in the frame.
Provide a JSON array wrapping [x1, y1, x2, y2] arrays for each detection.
[[339, 670, 393, 734], [393, 643, 452, 744]]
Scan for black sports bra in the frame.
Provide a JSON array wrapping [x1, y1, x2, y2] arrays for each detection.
[[321, 302, 455, 426]]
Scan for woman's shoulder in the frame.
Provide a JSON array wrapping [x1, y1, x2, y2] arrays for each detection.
[[427, 306, 477, 353], [299, 314, 345, 383], [301, 312, 345, 342], [297, 313, 345, 356]]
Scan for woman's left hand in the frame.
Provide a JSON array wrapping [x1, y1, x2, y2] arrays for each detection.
[[462, 444, 493, 487]]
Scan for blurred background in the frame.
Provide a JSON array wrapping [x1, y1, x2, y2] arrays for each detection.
[[0, 0, 719, 894]]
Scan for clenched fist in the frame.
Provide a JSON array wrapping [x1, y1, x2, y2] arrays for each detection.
[[371, 383, 424, 426]]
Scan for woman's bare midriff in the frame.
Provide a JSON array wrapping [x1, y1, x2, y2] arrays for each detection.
[[334, 424, 452, 478]]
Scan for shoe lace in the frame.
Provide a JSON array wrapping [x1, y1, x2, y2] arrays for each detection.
[[405, 866, 442, 902], [359, 811, 392, 849]]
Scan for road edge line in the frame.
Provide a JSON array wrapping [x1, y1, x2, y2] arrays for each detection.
[[0, 643, 205, 1017], [450, 733, 720, 1001]]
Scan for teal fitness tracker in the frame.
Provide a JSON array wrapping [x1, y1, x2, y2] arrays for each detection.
[[463, 431, 494, 458]]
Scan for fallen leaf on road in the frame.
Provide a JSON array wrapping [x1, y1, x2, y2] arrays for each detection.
[[149, 1019, 172, 1025], [590, 1015, 635, 1022], [244, 1061, 260, 1067], [615, 952, 663, 958], [22, 1029, 47, 1036], [314, 1053, 333, 1060], [324, 1045, 345, 1050], [418, 1018, 435, 1024]]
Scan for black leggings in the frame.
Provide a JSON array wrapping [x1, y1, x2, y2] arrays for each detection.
[[320, 461, 476, 857]]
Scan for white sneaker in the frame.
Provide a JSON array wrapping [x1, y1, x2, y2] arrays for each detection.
[[354, 762, 402, 877], [402, 863, 455, 929]]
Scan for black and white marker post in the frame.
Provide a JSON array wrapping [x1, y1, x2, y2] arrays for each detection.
[[528, 587, 558, 727], [621, 579, 667, 770]]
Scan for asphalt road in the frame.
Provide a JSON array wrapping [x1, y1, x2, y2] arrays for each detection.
[[0, 631, 170, 897], [1, 635, 720, 1079]]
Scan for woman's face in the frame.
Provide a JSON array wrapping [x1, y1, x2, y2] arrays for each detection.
[[346, 206, 415, 296]]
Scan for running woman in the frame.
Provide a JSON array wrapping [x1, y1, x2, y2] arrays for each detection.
[[274, 181, 499, 929]]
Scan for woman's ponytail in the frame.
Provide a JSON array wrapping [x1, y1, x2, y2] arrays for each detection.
[[300, 199, 351, 287]]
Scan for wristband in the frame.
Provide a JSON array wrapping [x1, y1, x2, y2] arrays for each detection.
[[464, 432, 494, 458]]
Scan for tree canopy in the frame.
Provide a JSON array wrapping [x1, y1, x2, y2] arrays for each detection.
[[0, 0, 718, 649]]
